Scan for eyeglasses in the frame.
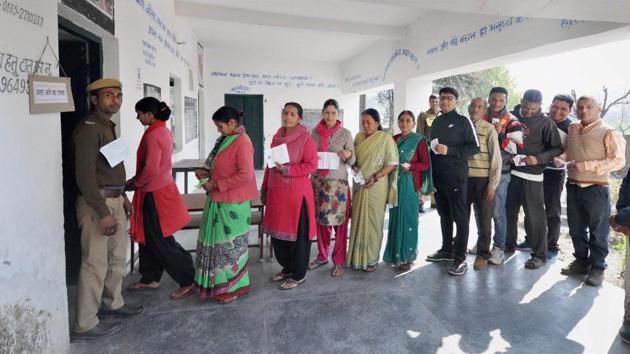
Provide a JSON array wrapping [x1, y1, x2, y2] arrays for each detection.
[[439, 95, 456, 101]]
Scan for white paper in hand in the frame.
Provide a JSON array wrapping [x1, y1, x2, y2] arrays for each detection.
[[513, 154, 527, 166], [266, 143, 290, 168], [99, 138, 129, 167], [317, 152, 340, 170], [430, 138, 439, 154], [352, 170, 365, 185]]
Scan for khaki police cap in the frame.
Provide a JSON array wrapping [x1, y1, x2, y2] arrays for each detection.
[[86, 78, 122, 93]]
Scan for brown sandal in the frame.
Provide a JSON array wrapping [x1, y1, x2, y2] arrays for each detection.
[[170, 284, 195, 300], [331, 266, 344, 277], [127, 281, 160, 291], [217, 293, 240, 304], [399, 263, 412, 271], [279, 278, 305, 290], [363, 265, 377, 272], [271, 272, 292, 282]]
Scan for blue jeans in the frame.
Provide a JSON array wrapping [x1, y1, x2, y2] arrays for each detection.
[[566, 183, 611, 269], [492, 173, 511, 250]]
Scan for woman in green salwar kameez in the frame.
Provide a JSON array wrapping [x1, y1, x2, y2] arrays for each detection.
[[345, 109, 399, 272], [193, 106, 258, 303], [384, 111, 432, 271]]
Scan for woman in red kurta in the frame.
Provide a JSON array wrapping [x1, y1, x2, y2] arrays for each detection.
[[262, 102, 318, 290], [127, 97, 194, 300]]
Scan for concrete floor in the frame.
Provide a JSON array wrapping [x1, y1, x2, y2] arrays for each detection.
[[70, 207, 630, 354]]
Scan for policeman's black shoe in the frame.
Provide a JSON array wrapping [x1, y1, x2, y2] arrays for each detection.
[[98, 304, 144, 318], [71, 321, 122, 341]]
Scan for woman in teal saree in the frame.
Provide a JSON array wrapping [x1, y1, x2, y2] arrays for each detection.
[[384, 110, 432, 271]]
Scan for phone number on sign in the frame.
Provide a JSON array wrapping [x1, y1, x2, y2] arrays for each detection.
[[0, 77, 28, 94], [1, 1, 44, 27]]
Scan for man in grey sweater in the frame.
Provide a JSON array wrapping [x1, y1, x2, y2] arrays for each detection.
[[506, 89, 563, 269]]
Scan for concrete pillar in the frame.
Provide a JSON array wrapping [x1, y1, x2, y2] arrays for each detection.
[[406, 78, 434, 116]]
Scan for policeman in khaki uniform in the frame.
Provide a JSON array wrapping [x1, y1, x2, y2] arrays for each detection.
[[72, 78, 143, 340]]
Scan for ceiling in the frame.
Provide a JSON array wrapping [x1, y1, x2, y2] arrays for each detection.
[[176, 0, 630, 62]]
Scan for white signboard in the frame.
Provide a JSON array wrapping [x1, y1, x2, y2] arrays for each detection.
[[33, 81, 70, 104], [28, 75, 75, 114]]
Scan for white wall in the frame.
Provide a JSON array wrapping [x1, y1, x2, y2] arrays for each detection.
[[203, 49, 346, 153], [116, 0, 204, 173], [0, 1, 68, 352], [0, 0, 205, 352]]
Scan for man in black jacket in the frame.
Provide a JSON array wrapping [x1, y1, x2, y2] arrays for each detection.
[[426, 87, 480, 276], [610, 170, 630, 343], [543, 94, 574, 259], [506, 89, 563, 269]]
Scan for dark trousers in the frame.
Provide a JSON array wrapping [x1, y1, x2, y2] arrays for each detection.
[[272, 199, 310, 281], [139, 192, 195, 287], [506, 175, 547, 259], [566, 183, 611, 269], [544, 169, 566, 252], [466, 177, 494, 259], [434, 174, 469, 262]]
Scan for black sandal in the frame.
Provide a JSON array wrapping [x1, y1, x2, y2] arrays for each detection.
[[271, 272, 292, 282], [308, 260, 329, 270]]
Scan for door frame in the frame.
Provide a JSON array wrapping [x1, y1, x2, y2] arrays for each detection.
[[58, 17, 103, 286], [224, 94, 265, 169]]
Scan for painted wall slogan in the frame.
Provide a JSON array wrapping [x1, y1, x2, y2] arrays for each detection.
[[382, 48, 421, 81], [0, 51, 53, 94], [135, 0, 190, 67], [426, 16, 530, 56], [344, 74, 382, 89], [560, 19, 584, 29], [142, 40, 157, 67], [0, 1, 44, 27], [211, 71, 340, 91]]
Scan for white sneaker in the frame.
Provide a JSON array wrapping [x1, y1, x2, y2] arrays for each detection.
[[488, 246, 504, 265], [468, 244, 477, 255]]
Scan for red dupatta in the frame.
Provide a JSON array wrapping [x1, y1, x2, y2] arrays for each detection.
[[129, 120, 191, 245]]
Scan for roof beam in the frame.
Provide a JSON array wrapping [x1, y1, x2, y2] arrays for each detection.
[[174, 1, 405, 39]]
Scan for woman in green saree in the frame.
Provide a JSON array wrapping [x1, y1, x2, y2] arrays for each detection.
[[193, 106, 258, 303], [346, 109, 399, 272], [383, 111, 432, 271]]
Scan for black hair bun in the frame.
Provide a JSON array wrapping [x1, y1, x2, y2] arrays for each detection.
[[157, 101, 172, 121]]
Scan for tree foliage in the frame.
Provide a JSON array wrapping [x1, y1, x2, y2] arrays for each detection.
[[375, 89, 395, 132], [432, 66, 521, 112]]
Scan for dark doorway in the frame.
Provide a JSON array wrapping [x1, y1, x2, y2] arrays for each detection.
[[224, 94, 264, 169], [59, 17, 102, 285]]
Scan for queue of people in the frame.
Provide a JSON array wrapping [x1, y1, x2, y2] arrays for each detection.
[[70, 78, 627, 341]]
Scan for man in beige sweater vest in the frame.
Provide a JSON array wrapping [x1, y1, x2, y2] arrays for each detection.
[[466, 98, 501, 270], [554, 96, 626, 286]]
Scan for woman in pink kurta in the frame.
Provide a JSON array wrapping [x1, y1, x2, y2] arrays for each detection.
[[194, 106, 257, 304], [262, 102, 318, 290], [127, 97, 195, 300]]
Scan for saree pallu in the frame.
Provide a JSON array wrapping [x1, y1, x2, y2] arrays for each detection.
[[346, 131, 399, 270], [384, 133, 424, 265], [195, 200, 251, 300]]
